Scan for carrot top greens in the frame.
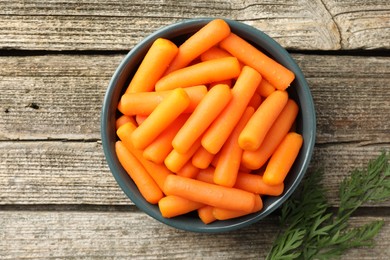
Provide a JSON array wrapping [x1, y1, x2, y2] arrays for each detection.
[[266, 151, 390, 260]]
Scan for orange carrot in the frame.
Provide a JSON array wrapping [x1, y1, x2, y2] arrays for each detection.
[[242, 99, 299, 169], [200, 46, 232, 61], [213, 194, 263, 220], [210, 151, 221, 168], [164, 19, 231, 74], [239, 164, 253, 173], [164, 137, 202, 173], [116, 115, 136, 130], [234, 172, 284, 196], [209, 79, 232, 88], [263, 132, 303, 185], [192, 146, 215, 169], [200, 45, 245, 72], [196, 167, 284, 196], [176, 161, 200, 179], [115, 141, 163, 204], [198, 206, 217, 224], [125, 38, 178, 93], [118, 85, 207, 116], [220, 33, 295, 90], [214, 106, 254, 187], [256, 79, 276, 97], [143, 114, 189, 164], [164, 174, 256, 212], [200, 46, 238, 88], [116, 122, 172, 192], [195, 167, 215, 184], [172, 84, 232, 154], [155, 57, 241, 91], [135, 114, 147, 125], [238, 90, 288, 151], [201, 66, 262, 154], [248, 92, 262, 110], [131, 88, 190, 149], [134, 155, 173, 194], [158, 195, 204, 218]]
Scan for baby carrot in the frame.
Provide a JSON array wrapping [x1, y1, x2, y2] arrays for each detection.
[[176, 161, 200, 179], [164, 137, 202, 173], [210, 150, 221, 168], [242, 99, 299, 169], [209, 79, 232, 88], [115, 141, 164, 204], [134, 154, 173, 194], [195, 167, 215, 184], [220, 33, 295, 90], [200, 46, 238, 88], [196, 167, 284, 196], [118, 85, 207, 116], [158, 195, 204, 218], [256, 79, 276, 97], [213, 195, 263, 221], [164, 174, 256, 212], [200, 46, 232, 61], [125, 38, 178, 93], [155, 57, 241, 91], [201, 66, 262, 154], [143, 114, 189, 164], [248, 92, 262, 110], [263, 132, 303, 186], [116, 122, 172, 192], [135, 114, 147, 125], [131, 88, 190, 149], [172, 84, 232, 154], [238, 90, 288, 151], [192, 146, 215, 169], [164, 19, 231, 74], [214, 106, 255, 187], [234, 172, 284, 196], [198, 206, 217, 224], [116, 115, 136, 130]]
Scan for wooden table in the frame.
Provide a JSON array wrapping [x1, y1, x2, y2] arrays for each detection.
[[1, 1, 389, 259]]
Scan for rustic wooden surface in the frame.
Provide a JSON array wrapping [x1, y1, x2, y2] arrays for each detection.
[[1, 0, 390, 259]]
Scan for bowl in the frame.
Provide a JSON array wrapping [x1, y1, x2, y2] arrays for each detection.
[[101, 18, 316, 233]]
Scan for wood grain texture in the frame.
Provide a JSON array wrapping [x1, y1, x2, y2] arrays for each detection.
[[0, 54, 123, 140], [0, 0, 340, 50], [1, 54, 389, 143], [1, 141, 389, 206], [0, 211, 389, 259], [293, 54, 390, 145], [323, 0, 390, 49], [0, 141, 131, 205], [1, 0, 388, 51], [1, 2, 389, 259]]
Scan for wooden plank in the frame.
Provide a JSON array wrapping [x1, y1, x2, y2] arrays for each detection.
[[1, 141, 389, 206], [293, 54, 390, 144], [0, 0, 341, 50], [323, 0, 390, 49], [2, 0, 388, 51], [1, 54, 389, 143], [1, 210, 389, 259], [0, 55, 122, 140], [0, 141, 131, 205]]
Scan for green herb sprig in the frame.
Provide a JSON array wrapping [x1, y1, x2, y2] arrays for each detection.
[[266, 151, 390, 260]]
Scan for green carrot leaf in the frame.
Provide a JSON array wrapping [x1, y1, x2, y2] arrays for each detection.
[[267, 151, 389, 260]]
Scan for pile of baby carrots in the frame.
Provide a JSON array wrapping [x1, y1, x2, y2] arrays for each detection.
[[114, 19, 303, 224]]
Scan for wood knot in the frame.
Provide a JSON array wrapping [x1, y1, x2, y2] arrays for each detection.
[[26, 102, 40, 110]]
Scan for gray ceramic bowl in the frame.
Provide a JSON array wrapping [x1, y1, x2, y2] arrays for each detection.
[[101, 18, 316, 233]]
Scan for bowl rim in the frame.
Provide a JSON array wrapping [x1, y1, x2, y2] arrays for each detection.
[[101, 17, 316, 233]]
